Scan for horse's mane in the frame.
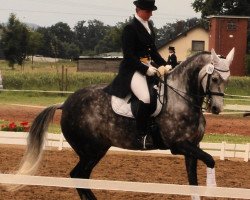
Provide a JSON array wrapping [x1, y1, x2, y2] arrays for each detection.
[[173, 51, 211, 75], [167, 51, 212, 100]]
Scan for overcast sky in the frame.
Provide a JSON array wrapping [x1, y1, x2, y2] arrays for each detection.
[[0, 0, 201, 28]]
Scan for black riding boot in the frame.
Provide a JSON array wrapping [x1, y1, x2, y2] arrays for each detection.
[[135, 100, 154, 149]]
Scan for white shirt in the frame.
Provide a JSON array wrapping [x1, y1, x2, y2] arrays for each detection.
[[135, 14, 151, 35]]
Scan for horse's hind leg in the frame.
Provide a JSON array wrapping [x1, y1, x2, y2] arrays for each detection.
[[70, 148, 109, 200]]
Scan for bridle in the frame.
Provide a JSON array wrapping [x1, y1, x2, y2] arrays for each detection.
[[200, 64, 229, 98], [155, 62, 228, 111]]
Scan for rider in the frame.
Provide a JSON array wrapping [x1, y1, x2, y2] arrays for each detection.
[[104, 0, 168, 149]]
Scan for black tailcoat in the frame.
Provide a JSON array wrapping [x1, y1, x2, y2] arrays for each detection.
[[167, 53, 178, 68], [104, 17, 167, 98]]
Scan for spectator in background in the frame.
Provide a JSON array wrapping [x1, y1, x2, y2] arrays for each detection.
[[167, 46, 178, 68]]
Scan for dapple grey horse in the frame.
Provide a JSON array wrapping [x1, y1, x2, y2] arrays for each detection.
[[9, 48, 235, 200]]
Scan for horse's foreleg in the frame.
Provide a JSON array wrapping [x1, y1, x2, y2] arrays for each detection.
[[171, 141, 216, 187], [185, 156, 201, 200], [185, 155, 198, 185], [171, 141, 215, 168]]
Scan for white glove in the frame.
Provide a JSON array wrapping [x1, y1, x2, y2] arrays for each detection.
[[165, 65, 172, 71], [146, 66, 157, 76]]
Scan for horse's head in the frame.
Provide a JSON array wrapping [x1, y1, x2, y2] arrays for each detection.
[[199, 48, 235, 114]]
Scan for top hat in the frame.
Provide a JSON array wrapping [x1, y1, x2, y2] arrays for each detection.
[[133, 0, 157, 11], [169, 46, 175, 51]]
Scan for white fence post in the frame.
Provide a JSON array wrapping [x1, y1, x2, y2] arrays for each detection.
[[220, 142, 226, 160], [58, 133, 64, 151], [244, 143, 250, 162]]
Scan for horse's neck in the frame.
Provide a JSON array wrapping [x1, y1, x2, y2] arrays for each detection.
[[168, 52, 211, 95], [169, 67, 201, 96], [164, 63, 205, 114]]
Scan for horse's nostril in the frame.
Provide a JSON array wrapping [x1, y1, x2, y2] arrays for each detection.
[[211, 106, 219, 114]]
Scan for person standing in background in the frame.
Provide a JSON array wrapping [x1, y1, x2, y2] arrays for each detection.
[[167, 46, 178, 68]]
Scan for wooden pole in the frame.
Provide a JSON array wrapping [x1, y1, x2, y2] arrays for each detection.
[[65, 67, 68, 91], [61, 65, 64, 91]]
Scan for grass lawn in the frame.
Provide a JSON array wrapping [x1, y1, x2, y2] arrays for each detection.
[[224, 99, 250, 106], [0, 92, 69, 106], [203, 133, 250, 143]]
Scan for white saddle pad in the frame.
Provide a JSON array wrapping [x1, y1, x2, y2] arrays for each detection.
[[111, 93, 163, 118]]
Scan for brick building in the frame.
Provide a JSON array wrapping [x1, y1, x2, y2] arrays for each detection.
[[207, 15, 249, 76]]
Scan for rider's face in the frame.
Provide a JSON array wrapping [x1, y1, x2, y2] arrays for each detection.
[[137, 9, 153, 21]]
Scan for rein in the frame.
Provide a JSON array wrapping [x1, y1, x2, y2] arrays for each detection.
[[155, 64, 227, 111], [156, 75, 204, 110]]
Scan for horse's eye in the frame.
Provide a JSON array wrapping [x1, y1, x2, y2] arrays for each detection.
[[212, 77, 218, 83]]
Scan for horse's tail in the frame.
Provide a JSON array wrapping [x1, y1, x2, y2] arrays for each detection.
[[7, 104, 62, 191]]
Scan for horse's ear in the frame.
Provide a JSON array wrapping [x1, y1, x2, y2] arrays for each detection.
[[211, 48, 220, 64], [226, 47, 235, 66]]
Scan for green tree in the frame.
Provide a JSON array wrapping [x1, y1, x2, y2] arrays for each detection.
[[0, 25, 4, 58], [27, 31, 43, 66], [74, 20, 108, 55], [94, 17, 133, 54], [155, 18, 203, 47], [50, 35, 61, 59], [1, 14, 29, 69], [95, 25, 122, 54], [36, 27, 55, 57], [63, 42, 80, 59], [192, 0, 250, 18], [50, 22, 74, 44]]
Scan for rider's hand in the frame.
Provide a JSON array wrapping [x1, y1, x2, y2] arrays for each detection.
[[165, 65, 172, 71], [146, 66, 157, 76], [157, 65, 172, 77]]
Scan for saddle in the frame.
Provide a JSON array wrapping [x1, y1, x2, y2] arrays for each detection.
[[111, 76, 166, 119]]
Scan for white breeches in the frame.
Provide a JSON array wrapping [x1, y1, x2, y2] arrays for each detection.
[[131, 72, 150, 104]]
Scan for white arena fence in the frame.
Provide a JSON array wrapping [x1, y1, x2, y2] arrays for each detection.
[[0, 131, 249, 162], [0, 174, 250, 199], [1, 132, 250, 199]]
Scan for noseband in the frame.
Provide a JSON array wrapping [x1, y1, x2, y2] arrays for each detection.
[[200, 64, 229, 98]]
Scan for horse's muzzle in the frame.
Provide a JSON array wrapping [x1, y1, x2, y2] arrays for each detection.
[[211, 106, 220, 115]]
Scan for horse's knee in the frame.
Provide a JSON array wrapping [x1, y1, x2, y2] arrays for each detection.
[[206, 154, 215, 168], [170, 147, 180, 155]]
